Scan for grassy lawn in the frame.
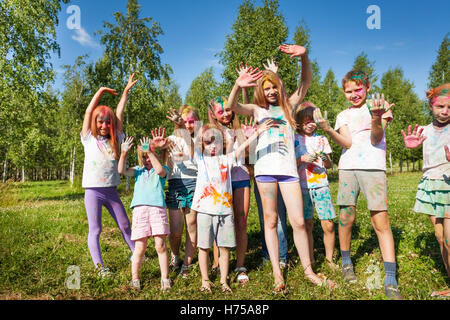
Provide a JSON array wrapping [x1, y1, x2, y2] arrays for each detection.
[[0, 171, 448, 300]]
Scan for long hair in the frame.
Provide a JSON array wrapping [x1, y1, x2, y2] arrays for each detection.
[[426, 83, 450, 106], [252, 70, 296, 128], [90, 106, 119, 160], [137, 146, 169, 168]]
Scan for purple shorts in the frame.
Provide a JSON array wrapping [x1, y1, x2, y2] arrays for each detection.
[[255, 175, 299, 183]]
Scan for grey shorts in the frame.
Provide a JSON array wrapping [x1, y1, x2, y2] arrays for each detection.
[[337, 170, 388, 211], [197, 213, 236, 249]]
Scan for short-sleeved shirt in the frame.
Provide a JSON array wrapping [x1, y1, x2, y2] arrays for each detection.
[[295, 133, 332, 189], [167, 134, 198, 180], [420, 123, 450, 179], [254, 105, 298, 178], [130, 166, 169, 208], [334, 102, 393, 170], [191, 151, 239, 215], [81, 130, 124, 188]]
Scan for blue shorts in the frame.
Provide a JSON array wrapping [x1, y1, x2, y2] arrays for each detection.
[[232, 179, 251, 191], [165, 178, 196, 209], [255, 175, 299, 183]]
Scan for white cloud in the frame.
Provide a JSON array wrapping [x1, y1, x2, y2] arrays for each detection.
[[71, 27, 100, 48], [374, 45, 385, 50]]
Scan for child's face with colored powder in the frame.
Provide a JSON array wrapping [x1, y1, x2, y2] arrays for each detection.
[[202, 130, 221, 157], [301, 118, 317, 136], [430, 96, 450, 124], [212, 102, 233, 125], [263, 80, 279, 105], [142, 153, 153, 170], [343, 81, 369, 108], [96, 115, 111, 136], [182, 112, 197, 135]]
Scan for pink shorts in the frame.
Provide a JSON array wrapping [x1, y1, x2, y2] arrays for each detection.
[[131, 205, 170, 240]]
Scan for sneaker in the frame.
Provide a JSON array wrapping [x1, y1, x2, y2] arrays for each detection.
[[161, 278, 172, 291], [97, 267, 112, 278], [385, 284, 402, 300], [169, 255, 182, 269], [180, 264, 193, 278], [130, 279, 141, 290], [342, 264, 357, 283]]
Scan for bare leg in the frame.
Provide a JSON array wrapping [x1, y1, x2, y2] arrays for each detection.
[[212, 241, 219, 269], [131, 238, 148, 280], [198, 247, 211, 288], [184, 208, 197, 266], [233, 187, 250, 269], [321, 219, 336, 265], [168, 208, 184, 260], [338, 206, 356, 251], [370, 210, 396, 262], [443, 218, 450, 277], [219, 247, 231, 291], [154, 235, 169, 280], [305, 219, 314, 263]]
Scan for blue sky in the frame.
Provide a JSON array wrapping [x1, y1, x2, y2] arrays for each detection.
[[52, 0, 450, 101]]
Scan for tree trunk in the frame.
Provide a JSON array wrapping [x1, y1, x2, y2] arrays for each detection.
[[2, 146, 9, 183], [406, 160, 409, 172], [21, 166, 25, 182]]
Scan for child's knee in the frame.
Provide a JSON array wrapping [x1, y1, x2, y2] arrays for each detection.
[[155, 241, 167, 254], [321, 220, 335, 234], [305, 219, 314, 232]]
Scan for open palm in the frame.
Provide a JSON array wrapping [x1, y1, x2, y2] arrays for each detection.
[[401, 124, 426, 149]]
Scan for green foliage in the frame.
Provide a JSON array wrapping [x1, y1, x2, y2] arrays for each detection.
[[352, 52, 378, 88], [428, 33, 449, 89]]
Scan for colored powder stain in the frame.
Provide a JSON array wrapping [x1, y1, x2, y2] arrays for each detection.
[[307, 173, 327, 184], [220, 164, 228, 182], [339, 220, 345, 227]]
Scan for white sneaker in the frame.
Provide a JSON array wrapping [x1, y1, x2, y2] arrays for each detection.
[[97, 267, 112, 278], [130, 279, 141, 290], [161, 278, 172, 291]]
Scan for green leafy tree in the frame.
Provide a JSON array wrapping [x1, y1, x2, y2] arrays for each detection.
[[428, 33, 449, 89], [352, 52, 378, 89]]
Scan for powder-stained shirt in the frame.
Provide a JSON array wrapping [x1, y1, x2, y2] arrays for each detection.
[[253, 105, 299, 178], [167, 134, 198, 180], [130, 166, 169, 208], [81, 130, 124, 188], [191, 151, 239, 215], [420, 123, 450, 179], [334, 102, 393, 170], [295, 133, 332, 189]]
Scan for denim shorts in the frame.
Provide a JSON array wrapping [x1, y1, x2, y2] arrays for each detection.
[[232, 179, 251, 191], [165, 178, 196, 209]]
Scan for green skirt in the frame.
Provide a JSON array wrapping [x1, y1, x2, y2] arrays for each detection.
[[413, 178, 450, 218]]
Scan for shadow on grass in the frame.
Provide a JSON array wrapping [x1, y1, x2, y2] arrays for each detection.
[[414, 231, 449, 280], [36, 193, 85, 201]]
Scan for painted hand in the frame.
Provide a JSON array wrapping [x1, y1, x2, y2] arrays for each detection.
[[151, 127, 168, 149], [279, 44, 307, 58], [121, 136, 134, 153], [301, 154, 317, 163], [168, 141, 184, 162], [257, 119, 276, 134], [313, 108, 332, 132], [236, 65, 263, 88], [263, 57, 278, 74], [317, 151, 328, 162], [367, 93, 394, 117], [401, 124, 427, 149], [166, 108, 185, 126], [139, 137, 152, 153], [444, 145, 450, 162], [125, 73, 138, 92], [242, 117, 257, 138]]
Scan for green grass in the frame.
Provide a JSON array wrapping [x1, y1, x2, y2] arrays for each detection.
[[0, 172, 448, 300]]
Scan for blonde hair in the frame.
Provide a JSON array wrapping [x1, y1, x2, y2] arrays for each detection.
[[253, 70, 296, 128], [137, 145, 168, 168]]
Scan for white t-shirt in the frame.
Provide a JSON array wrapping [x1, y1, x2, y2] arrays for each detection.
[[420, 123, 450, 179], [81, 130, 124, 188], [294, 133, 332, 189], [225, 128, 250, 182], [191, 151, 239, 215], [167, 134, 198, 180], [334, 103, 393, 170], [253, 105, 298, 178]]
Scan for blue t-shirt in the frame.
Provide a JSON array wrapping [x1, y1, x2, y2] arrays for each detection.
[[130, 166, 169, 209]]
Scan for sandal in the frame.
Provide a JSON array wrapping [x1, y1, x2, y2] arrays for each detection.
[[315, 273, 337, 290], [200, 280, 214, 293], [221, 282, 232, 293], [431, 289, 450, 298], [273, 281, 288, 294], [180, 264, 193, 278], [234, 267, 249, 285]]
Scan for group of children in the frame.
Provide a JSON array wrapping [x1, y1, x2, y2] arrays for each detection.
[[80, 44, 450, 299]]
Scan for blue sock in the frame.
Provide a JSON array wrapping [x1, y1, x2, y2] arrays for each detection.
[[384, 262, 398, 287], [341, 250, 352, 266]]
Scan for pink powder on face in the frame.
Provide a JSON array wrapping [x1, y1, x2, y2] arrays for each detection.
[[431, 95, 450, 106], [185, 116, 196, 124]]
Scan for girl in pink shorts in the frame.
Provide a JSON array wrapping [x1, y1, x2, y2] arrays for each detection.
[[118, 129, 171, 291]]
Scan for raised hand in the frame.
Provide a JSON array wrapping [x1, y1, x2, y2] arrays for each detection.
[[279, 44, 307, 58], [124, 73, 138, 92], [236, 65, 263, 88], [166, 108, 185, 127], [367, 93, 394, 117], [401, 124, 427, 149], [445, 145, 450, 162], [139, 137, 152, 153], [168, 142, 184, 162], [99, 87, 118, 96], [235, 62, 249, 77], [242, 117, 257, 138], [313, 108, 332, 132], [263, 57, 278, 74], [121, 136, 134, 153], [151, 127, 168, 149]]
